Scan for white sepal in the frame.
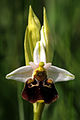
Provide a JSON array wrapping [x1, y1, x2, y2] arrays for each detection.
[[33, 41, 46, 64], [6, 66, 33, 83], [47, 66, 75, 83]]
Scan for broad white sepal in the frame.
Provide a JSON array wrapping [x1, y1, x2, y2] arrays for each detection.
[[33, 41, 46, 64], [47, 66, 75, 83], [6, 66, 33, 82]]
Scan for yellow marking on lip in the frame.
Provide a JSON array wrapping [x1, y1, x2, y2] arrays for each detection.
[[27, 79, 34, 84], [47, 79, 53, 84], [37, 100, 44, 103]]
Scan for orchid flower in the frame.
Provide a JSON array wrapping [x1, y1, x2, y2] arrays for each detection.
[[6, 40, 75, 104], [6, 6, 75, 104]]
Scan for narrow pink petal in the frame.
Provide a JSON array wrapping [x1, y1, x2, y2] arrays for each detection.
[[29, 62, 38, 70], [44, 63, 51, 70]]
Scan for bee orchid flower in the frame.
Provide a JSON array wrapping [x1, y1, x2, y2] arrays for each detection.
[[6, 6, 75, 104], [5, 6, 75, 120], [6, 41, 75, 104]]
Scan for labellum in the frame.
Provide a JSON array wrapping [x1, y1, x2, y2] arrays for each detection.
[[22, 62, 58, 104]]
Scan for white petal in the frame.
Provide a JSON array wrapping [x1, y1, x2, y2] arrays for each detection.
[[6, 66, 33, 82], [47, 66, 75, 83], [33, 41, 46, 64]]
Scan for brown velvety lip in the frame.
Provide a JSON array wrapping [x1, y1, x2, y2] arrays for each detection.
[[22, 79, 58, 104]]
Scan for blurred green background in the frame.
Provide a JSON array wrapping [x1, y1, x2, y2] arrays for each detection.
[[0, 0, 80, 120]]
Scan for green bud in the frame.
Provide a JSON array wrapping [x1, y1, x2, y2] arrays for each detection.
[[43, 7, 54, 63], [24, 5, 41, 65]]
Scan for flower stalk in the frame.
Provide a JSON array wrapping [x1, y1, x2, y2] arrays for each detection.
[[33, 103, 45, 120]]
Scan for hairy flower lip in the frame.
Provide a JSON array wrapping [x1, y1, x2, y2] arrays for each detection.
[[22, 78, 59, 104]]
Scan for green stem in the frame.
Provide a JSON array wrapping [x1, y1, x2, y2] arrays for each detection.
[[17, 83, 24, 120], [33, 103, 45, 120]]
